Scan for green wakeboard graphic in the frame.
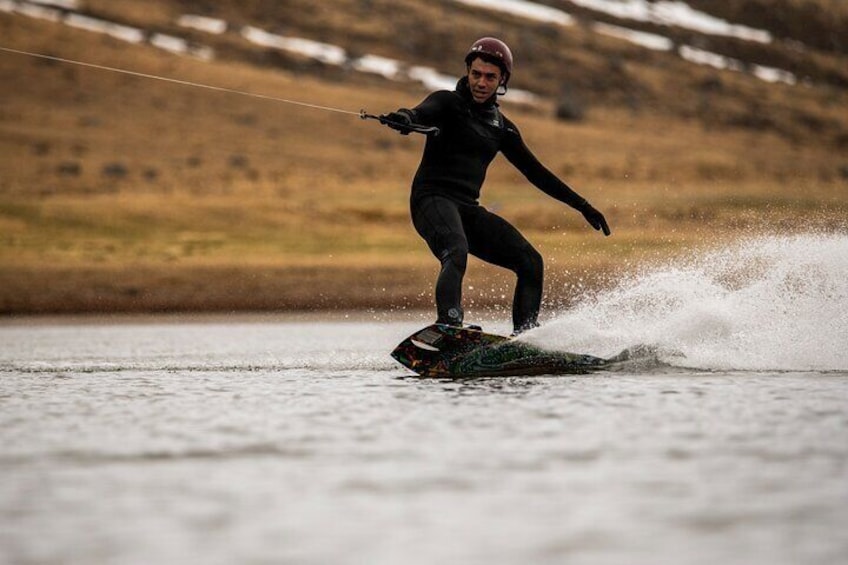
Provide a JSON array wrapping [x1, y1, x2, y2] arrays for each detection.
[[391, 324, 610, 377]]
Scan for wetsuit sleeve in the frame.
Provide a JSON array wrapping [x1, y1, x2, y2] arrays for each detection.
[[501, 121, 589, 210], [402, 91, 457, 127]]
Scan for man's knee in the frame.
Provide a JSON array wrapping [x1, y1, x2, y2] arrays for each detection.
[[437, 236, 469, 273], [516, 245, 543, 280]]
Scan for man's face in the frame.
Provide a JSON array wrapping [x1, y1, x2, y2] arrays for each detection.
[[466, 57, 503, 103]]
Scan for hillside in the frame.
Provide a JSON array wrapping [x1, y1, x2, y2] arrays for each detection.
[[1, 0, 846, 315]]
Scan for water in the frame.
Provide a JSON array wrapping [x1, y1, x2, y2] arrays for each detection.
[[2, 234, 847, 565]]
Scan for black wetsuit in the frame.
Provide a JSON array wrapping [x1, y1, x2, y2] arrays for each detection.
[[402, 78, 592, 333]]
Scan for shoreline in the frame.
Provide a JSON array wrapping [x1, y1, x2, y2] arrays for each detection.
[[0, 309, 436, 326], [0, 262, 617, 317]]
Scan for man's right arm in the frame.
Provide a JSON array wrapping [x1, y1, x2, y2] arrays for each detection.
[[380, 91, 454, 133]]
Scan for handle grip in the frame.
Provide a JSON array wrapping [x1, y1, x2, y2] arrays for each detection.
[[360, 110, 440, 136]]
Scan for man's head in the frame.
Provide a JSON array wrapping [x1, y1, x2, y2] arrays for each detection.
[[464, 37, 513, 102], [466, 58, 504, 104]]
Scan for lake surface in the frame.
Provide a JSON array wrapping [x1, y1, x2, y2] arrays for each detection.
[[2, 235, 847, 565]]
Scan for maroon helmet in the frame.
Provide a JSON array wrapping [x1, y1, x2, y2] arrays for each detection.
[[465, 37, 513, 87]]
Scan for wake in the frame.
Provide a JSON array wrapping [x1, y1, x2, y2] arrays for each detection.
[[526, 233, 848, 372]]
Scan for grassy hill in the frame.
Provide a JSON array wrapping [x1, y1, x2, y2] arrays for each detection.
[[1, 0, 846, 315]]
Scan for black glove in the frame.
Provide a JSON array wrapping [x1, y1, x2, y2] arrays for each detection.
[[579, 203, 611, 236], [379, 109, 415, 135]]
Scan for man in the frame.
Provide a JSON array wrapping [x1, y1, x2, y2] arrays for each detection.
[[381, 37, 610, 335]]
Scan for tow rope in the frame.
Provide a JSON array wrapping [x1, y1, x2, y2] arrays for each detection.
[[0, 45, 438, 135]]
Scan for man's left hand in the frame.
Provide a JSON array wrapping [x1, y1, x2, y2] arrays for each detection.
[[580, 204, 611, 236]]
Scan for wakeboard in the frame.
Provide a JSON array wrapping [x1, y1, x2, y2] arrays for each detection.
[[391, 323, 610, 378]]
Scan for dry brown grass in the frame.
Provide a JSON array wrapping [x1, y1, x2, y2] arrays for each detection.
[[1, 3, 846, 314]]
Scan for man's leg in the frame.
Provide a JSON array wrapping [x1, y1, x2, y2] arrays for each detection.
[[466, 207, 544, 333], [411, 196, 469, 326]]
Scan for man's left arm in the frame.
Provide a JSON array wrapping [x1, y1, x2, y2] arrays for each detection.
[[502, 125, 611, 236]]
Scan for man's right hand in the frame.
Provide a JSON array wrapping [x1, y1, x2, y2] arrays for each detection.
[[379, 110, 415, 135]]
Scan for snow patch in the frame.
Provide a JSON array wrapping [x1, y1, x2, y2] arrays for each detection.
[[751, 64, 796, 85], [351, 54, 404, 81], [177, 14, 227, 35], [64, 13, 145, 44], [150, 33, 190, 55], [150, 33, 214, 61], [28, 0, 77, 8], [241, 26, 347, 66], [407, 65, 459, 92], [570, 0, 771, 43], [453, 0, 574, 25], [593, 22, 674, 51], [10, 1, 62, 21], [679, 45, 795, 85]]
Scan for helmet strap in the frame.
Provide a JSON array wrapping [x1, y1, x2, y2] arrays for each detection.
[[497, 76, 509, 95]]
